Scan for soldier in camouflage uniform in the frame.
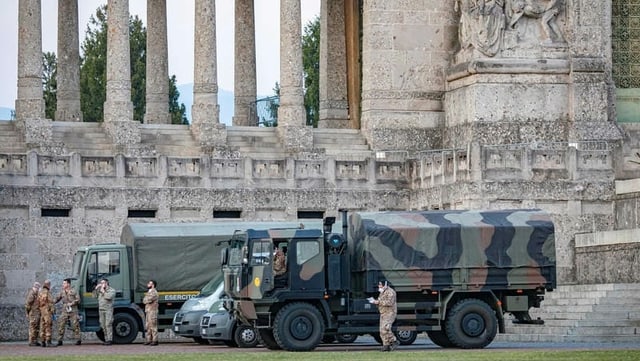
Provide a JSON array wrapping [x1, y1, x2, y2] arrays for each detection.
[[25, 282, 41, 346], [372, 281, 399, 352], [273, 247, 286, 276], [38, 280, 56, 347], [55, 278, 81, 346], [93, 278, 115, 345], [143, 279, 159, 346]]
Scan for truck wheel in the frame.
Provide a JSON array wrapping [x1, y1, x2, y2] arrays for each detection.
[[445, 298, 497, 349], [427, 330, 455, 348], [258, 329, 281, 350], [234, 324, 259, 348], [395, 330, 417, 345], [273, 302, 325, 351], [336, 334, 358, 343], [112, 313, 139, 344]]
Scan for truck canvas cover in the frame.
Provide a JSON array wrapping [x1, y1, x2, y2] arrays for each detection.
[[121, 221, 326, 292], [349, 209, 556, 291]]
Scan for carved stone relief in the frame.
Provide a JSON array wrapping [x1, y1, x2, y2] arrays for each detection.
[[454, 0, 566, 60]]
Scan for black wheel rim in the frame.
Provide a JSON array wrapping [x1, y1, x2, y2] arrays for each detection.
[[461, 313, 485, 337], [290, 315, 312, 340]]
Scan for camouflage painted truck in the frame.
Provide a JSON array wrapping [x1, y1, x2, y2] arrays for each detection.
[[221, 209, 556, 351]]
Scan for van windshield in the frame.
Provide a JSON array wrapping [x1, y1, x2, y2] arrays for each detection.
[[199, 274, 223, 296]]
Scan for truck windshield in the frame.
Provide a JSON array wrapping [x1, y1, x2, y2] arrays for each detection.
[[71, 251, 85, 280]]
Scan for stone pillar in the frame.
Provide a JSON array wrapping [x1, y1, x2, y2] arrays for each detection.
[[192, 0, 225, 148], [15, 0, 45, 121], [233, 0, 257, 126], [318, 0, 348, 128], [144, 0, 170, 124], [103, 0, 139, 145], [277, 0, 312, 149], [55, 0, 82, 122]]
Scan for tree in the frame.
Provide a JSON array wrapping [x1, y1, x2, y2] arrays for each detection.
[[76, 5, 186, 123], [302, 16, 320, 127], [42, 52, 57, 120]]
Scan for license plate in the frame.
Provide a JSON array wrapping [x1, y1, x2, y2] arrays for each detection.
[[174, 326, 179, 332]]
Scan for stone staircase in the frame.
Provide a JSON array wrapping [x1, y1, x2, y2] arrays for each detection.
[[140, 124, 200, 157], [0, 121, 26, 153], [498, 283, 640, 343], [226, 126, 284, 157], [313, 128, 371, 159], [51, 121, 114, 156]]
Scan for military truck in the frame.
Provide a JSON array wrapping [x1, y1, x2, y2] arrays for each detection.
[[69, 221, 323, 344], [221, 209, 556, 351]]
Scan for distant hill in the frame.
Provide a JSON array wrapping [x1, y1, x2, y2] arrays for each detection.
[[0, 107, 13, 121], [177, 84, 234, 126]]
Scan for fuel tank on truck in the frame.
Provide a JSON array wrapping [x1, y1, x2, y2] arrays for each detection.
[[348, 209, 556, 294]]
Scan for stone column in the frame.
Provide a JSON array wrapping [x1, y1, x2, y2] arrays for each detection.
[[144, 0, 170, 124], [55, 0, 82, 122], [277, 0, 312, 149], [191, 0, 225, 148], [233, 0, 257, 126], [318, 0, 348, 128], [15, 0, 45, 121], [103, 0, 139, 145]]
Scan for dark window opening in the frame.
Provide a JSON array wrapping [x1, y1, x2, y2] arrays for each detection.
[[41, 208, 71, 217], [297, 211, 324, 219], [213, 210, 242, 219], [128, 209, 157, 218]]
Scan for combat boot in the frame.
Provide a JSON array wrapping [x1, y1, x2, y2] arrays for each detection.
[[390, 340, 399, 351], [46, 341, 57, 347], [57, 340, 63, 346], [75, 340, 81, 345], [380, 345, 390, 352]]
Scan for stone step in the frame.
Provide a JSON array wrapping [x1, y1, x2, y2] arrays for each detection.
[[497, 333, 640, 343]]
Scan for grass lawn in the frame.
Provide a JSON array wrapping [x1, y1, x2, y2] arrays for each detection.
[[1, 350, 639, 361]]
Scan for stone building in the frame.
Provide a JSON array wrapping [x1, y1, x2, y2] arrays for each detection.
[[1, 0, 639, 342]]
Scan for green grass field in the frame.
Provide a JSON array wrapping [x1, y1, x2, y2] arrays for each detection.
[[1, 350, 640, 361]]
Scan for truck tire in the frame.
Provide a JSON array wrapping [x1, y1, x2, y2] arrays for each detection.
[[395, 330, 417, 345], [336, 333, 358, 343], [234, 324, 259, 348], [427, 330, 455, 348], [273, 302, 325, 351], [258, 329, 281, 350], [112, 313, 139, 344], [445, 298, 497, 349], [193, 337, 209, 345]]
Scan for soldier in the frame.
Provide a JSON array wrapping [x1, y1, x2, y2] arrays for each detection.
[[55, 278, 81, 346], [273, 247, 286, 276], [25, 281, 41, 346], [142, 279, 159, 346], [93, 278, 115, 345], [371, 280, 399, 352], [38, 280, 56, 347]]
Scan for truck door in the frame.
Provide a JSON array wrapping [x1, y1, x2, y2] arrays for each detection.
[[247, 240, 274, 298], [84, 250, 125, 307], [289, 238, 325, 291]]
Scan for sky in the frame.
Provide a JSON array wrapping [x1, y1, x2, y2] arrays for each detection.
[[0, 0, 320, 109]]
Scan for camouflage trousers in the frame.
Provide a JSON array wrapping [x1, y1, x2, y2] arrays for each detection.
[[145, 310, 158, 343], [39, 312, 54, 342], [27, 310, 41, 343], [99, 308, 113, 342], [57, 311, 81, 341], [379, 313, 397, 346]]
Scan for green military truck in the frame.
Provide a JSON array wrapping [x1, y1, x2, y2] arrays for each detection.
[[69, 221, 323, 344], [222, 209, 556, 351]]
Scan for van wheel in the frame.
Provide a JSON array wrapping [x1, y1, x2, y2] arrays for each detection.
[[235, 324, 259, 348], [395, 330, 417, 345], [112, 313, 139, 344], [445, 298, 497, 349], [273, 302, 324, 351]]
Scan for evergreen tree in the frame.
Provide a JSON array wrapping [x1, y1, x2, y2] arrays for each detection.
[[42, 52, 57, 120], [77, 5, 186, 123], [302, 16, 320, 127]]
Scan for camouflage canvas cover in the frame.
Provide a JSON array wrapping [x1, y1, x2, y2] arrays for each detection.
[[349, 209, 556, 291]]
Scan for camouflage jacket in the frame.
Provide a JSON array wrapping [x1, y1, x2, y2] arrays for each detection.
[[37, 288, 55, 315], [377, 287, 397, 316], [94, 286, 116, 310], [55, 288, 80, 313], [25, 288, 39, 314], [143, 288, 159, 312], [273, 250, 286, 276]]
